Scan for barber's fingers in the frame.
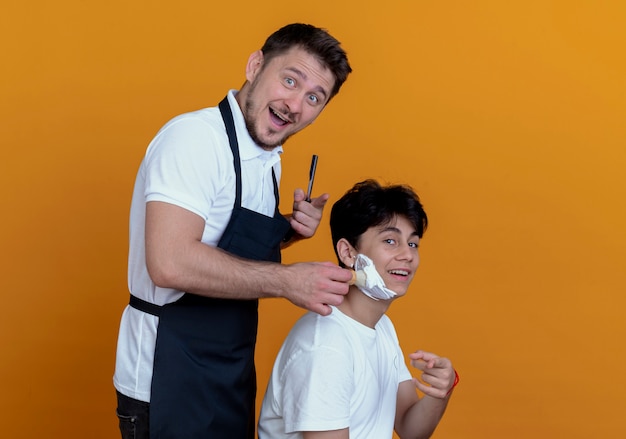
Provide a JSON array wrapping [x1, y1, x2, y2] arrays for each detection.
[[283, 262, 352, 314]]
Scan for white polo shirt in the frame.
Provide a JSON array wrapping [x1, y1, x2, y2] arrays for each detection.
[[114, 90, 283, 402]]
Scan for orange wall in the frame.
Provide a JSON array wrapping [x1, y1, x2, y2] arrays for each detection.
[[1, 1, 625, 438]]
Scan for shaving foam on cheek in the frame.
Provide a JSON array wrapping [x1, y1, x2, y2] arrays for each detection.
[[349, 254, 397, 301]]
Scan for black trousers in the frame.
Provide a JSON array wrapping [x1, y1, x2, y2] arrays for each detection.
[[116, 391, 150, 439]]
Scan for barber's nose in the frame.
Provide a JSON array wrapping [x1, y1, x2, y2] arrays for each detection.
[[284, 93, 303, 114]]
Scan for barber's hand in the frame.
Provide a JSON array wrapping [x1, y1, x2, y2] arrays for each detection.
[[288, 188, 329, 239], [283, 262, 352, 316], [409, 350, 456, 399]]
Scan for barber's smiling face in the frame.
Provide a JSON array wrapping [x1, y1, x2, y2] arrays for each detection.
[[239, 47, 336, 150], [355, 215, 421, 297]]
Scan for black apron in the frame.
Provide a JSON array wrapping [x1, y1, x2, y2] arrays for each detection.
[[130, 96, 291, 439]]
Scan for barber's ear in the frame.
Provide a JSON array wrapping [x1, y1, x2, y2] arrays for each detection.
[[336, 239, 357, 268], [246, 50, 264, 82]]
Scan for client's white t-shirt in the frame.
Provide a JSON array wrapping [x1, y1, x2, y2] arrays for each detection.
[[258, 306, 411, 439]]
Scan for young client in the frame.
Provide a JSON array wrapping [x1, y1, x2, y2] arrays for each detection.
[[258, 179, 458, 439]]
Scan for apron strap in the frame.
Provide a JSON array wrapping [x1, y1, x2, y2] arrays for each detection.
[[218, 97, 243, 207], [129, 294, 161, 317], [218, 96, 281, 213]]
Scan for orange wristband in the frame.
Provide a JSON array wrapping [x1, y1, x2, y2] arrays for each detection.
[[446, 369, 459, 396]]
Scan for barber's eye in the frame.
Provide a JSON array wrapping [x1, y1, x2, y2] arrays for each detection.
[[285, 78, 295, 86]]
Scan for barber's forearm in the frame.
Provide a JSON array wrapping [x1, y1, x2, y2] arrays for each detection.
[[147, 241, 289, 300], [145, 200, 289, 300], [144, 202, 351, 311]]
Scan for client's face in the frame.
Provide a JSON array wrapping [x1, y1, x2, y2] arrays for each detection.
[[355, 215, 420, 297]]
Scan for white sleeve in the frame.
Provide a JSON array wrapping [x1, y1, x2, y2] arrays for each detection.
[[143, 115, 228, 219], [280, 345, 354, 433], [397, 344, 412, 383], [380, 315, 412, 383]]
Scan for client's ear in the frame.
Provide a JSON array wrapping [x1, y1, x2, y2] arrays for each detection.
[[336, 238, 357, 268]]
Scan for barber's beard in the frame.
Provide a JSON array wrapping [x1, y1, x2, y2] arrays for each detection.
[[243, 84, 294, 150], [244, 98, 293, 150]]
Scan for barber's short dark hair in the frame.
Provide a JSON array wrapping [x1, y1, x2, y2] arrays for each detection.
[[330, 180, 428, 266], [261, 23, 352, 99]]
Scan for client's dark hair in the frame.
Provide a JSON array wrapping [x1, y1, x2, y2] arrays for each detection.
[[330, 179, 428, 267]]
